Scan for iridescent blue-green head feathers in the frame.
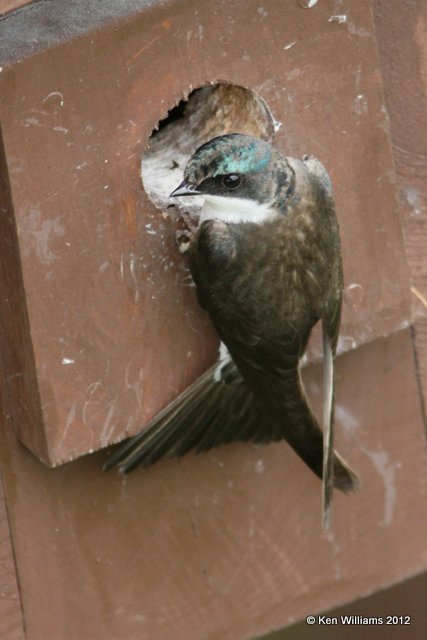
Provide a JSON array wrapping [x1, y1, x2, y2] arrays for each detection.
[[188, 134, 272, 179], [170, 133, 294, 208]]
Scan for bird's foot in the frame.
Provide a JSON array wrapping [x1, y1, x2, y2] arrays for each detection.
[[175, 212, 198, 254], [175, 229, 194, 254]]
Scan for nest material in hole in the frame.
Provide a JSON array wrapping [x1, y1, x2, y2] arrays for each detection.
[[141, 84, 277, 216]]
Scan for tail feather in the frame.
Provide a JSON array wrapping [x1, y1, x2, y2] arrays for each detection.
[[104, 358, 358, 499], [230, 353, 358, 495]]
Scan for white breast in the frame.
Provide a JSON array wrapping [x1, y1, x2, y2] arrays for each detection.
[[199, 194, 274, 224]]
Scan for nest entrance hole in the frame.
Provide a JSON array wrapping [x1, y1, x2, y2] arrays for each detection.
[[141, 83, 278, 215]]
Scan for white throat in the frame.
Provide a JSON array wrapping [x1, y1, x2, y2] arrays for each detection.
[[199, 194, 274, 224]]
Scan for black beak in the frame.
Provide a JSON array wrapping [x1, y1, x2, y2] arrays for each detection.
[[170, 180, 202, 197]]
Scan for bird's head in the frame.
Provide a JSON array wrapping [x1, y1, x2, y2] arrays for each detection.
[[170, 134, 294, 223]]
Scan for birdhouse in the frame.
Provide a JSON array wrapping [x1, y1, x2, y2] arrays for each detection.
[[1, 1, 427, 639]]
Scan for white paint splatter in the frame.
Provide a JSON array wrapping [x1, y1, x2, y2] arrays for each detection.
[[43, 91, 65, 107], [145, 223, 157, 236], [298, 0, 319, 7], [347, 20, 371, 38], [364, 448, 396, 526], [129, 253, 140, 303], [335, 404, 359, 434], [62, 357, 75, 365], [20, 209, 65, 266], [402, 186, 422, 215], [254, 459, 265, 474], [329, 14, 348, 24], [397, 319, 410, 331], [23, 117, 43, 127], [336, 335, 358, 354], [353, 94, 368, 115]]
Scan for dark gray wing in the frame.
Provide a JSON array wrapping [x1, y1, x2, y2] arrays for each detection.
[[104, 356, 278, 474], [303, 155, 346, 527]]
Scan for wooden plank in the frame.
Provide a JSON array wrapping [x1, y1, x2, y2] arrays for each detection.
[[264, 570, 427, 639], [0, 471, 25, 640], [0, 0, 412, 465], [0, 126, 48, 463], [1, 329, 427, 640], [0, 0, 37, 17], [373, 0, 427, 418]]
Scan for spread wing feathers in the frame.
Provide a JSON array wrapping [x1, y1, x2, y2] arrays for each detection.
[[104, 351, 358, 495], [104, 357, 275, 474]]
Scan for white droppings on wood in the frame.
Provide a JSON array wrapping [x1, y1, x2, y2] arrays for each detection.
[[335, 404, 359, 434], [353, 93, 368, 115], [145, 223, 157, 235], [129, 253, 139, 303], [254, 460, 265, 474], [364, 448, 396, 526], [298, 0, 320, 8], [42, 91, 65, 107], [328, 14, 348, 24], [402, 186, 423, 215], [20, 209, 65, 266]]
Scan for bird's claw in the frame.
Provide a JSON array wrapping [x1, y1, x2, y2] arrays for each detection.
[[175, 229, 194, 254], [175, 211, 198, 254]]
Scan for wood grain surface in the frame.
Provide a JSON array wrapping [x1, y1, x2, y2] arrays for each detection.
[[1, 329, 427, 640], [373, 0, 427, 425], [0, 0, 35, 17], [1, 2, 427, 639], [0, 0, 412, 465], [0, 472, 25, 640]]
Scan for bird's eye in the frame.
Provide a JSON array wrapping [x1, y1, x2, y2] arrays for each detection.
[[222, 174, 242, 190]]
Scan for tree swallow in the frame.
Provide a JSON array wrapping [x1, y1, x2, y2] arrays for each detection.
[[105, 133, 358, 526]]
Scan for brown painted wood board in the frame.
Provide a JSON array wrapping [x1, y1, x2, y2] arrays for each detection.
[[0, 0, 412, 465], [264, 570, 427, 639], [1, 329, 426, 640], [373, 0, 427, 419], [0, 471, 25, 640], [0, 0, 37, 17]]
